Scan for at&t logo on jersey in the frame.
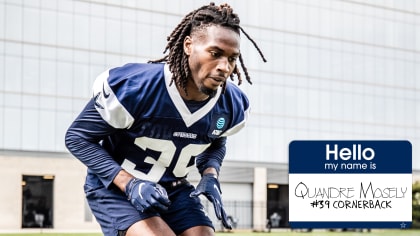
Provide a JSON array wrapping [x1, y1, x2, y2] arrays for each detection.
[[211, 117, 226, 136], [216, 117, 225, 129]]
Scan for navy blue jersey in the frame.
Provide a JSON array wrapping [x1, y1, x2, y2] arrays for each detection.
[[65, 63, 249, 187]]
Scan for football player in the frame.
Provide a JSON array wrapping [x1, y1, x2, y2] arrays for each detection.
[[65, 2, 266, 236]]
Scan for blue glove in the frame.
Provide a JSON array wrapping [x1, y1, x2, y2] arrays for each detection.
[[125, 178, 171, 213], [190, 174, 232, 230]]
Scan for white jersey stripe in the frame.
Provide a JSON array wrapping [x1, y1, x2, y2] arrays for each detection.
[[92, 70, 135, 129], [164, 64, 222, 128]]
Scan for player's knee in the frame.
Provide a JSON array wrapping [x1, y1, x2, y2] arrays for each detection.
[[126, 217, 176, 236], [179, 226, 214, 236]]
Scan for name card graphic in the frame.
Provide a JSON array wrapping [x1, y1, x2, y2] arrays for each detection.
[[289, 140, 412, 229]]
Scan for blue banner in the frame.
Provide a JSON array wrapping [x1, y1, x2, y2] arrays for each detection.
[[289, 140, 411, 174]]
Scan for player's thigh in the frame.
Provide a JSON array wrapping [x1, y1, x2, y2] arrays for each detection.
[[126, 216, 176, 236], [179, 225, 214, 236]]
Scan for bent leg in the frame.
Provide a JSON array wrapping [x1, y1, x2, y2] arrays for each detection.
[[179, 225, 214, 236], [84, 175, 161, 236], [162, 184, 214, 234], [126, 216, 175, 236]]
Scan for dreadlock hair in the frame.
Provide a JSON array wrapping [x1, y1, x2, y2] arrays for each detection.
[[149, 2, 267, 95]]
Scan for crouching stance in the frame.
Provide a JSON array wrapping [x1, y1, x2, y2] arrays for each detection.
[[65, 2, 266, 236]]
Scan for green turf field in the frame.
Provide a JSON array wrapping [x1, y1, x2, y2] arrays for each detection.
[[1, 230, 420, 236]]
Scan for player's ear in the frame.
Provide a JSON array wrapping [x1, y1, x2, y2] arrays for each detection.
[[184, 36, 192, 56]]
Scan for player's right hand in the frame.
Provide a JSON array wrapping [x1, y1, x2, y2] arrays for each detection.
[[125, 178, 171, 213]]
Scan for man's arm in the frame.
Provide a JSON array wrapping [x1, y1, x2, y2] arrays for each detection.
[[65, 99, 123, 188], [202, 167, 218, 177], [195, 137, 226, 175], [192, 137, 232, 229], [191, 168, 232, 229], [65, 99, 170, 212]]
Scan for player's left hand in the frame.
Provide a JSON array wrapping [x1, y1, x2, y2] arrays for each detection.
[[190, 173, 232, 230]]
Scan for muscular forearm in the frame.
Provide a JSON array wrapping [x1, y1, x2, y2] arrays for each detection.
[[113, 169, 135, 192], [202, 167, 218, 178], [196, 137, 227, 175]]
